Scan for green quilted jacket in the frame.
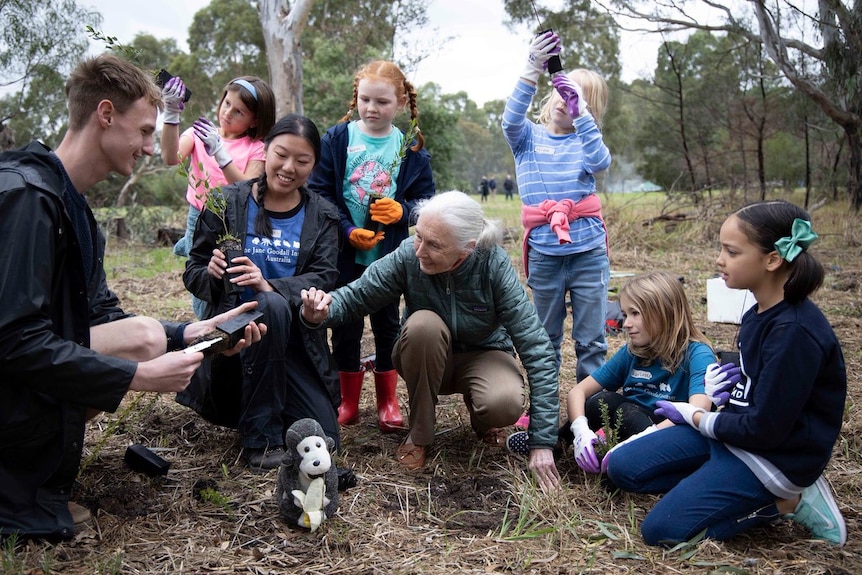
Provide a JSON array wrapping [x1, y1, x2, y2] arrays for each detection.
[[322, 237, 560, 449]]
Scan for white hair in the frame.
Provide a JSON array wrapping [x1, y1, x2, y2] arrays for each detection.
[[413, 190, 502, 250]]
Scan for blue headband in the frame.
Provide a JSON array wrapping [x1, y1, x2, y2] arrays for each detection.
[[230, 78, 258, 101]]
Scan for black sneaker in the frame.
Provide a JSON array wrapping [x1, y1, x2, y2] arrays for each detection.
[[244, 447, 285, 470]]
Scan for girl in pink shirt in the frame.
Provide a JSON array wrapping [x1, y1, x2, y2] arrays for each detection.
[[161, 76, 276, 317]]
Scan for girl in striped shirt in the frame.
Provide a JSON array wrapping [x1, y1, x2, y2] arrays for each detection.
[[502, 31, 612, 383]]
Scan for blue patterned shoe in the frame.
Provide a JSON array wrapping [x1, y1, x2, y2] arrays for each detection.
[[506, 431, 530, 455]]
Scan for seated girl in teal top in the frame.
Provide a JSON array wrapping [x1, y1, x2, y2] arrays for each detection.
[[563, 271, 715, 473]]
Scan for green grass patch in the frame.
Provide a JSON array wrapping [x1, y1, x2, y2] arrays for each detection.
[[104, 246, 185, 281]]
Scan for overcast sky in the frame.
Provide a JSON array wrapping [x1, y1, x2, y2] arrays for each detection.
[[81, 0, 659, 106]]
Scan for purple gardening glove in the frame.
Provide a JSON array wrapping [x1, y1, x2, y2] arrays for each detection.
[[570, 416, 601, 473], [192, 117, 233, 168], [600, 424, 659, 474], [704, 362, 742, 407], [161, 76, 185, 125], [552, 74, 587, 119], [521, 31, 561, 84], [654, 401, 706, 429]]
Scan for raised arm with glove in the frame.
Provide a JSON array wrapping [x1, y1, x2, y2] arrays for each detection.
[[161, 77, 186, 126], [521, 31, 561, 85], [552, 74, 588, 120]]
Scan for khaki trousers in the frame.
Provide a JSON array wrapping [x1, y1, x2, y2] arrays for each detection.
[[392, 310, 526, 446]]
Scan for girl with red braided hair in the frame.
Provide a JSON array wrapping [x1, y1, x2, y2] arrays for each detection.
[[308, 60, 435, 434]]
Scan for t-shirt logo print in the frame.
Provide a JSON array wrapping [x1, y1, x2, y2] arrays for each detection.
[[349, 160, 392, 204]]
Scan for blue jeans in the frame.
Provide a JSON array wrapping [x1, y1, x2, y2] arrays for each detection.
[[527, 245, 609, 381], [606, 426, 781, 545], [174, 205, 208, 319]]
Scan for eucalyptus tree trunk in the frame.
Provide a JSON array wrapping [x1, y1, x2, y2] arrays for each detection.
[[257, 0, 316, 116]]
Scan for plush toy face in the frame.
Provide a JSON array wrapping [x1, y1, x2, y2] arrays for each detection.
[[296, 435, 332, 477]]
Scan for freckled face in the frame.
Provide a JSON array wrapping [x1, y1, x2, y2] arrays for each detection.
[[356, 78, 404, 137]]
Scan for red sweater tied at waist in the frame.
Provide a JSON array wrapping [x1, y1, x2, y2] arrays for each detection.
[[519, 195, 606, 278]]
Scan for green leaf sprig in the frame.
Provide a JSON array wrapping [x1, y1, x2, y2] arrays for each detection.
[[176, 158, 240, 245]]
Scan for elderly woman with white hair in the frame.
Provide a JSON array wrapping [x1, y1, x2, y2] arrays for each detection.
[[300, 190, 560, 490]]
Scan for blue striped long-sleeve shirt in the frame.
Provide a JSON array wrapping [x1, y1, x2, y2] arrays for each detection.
[[501, 79, 611, 254]]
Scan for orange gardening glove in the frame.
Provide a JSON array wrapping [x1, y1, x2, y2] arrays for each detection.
[[369, 197, 403, 225], [348, 227, 385, 250]]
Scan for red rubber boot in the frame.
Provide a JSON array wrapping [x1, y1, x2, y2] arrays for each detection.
[[373, 369, 404, 432], [337, 370, 364, 425]]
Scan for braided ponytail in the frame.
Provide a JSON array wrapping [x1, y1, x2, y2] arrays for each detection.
[[253, 174, 272, 237], [403, 77, 425, 151], [339, 77, 360, 123]]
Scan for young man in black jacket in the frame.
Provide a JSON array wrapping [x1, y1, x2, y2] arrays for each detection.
[[0, 54, 265, 541]]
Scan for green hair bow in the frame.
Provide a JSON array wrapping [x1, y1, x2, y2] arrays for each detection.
[[774, 218, 818, 262]]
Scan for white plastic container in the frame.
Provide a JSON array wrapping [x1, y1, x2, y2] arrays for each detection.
[[706, 277, 756, 324]]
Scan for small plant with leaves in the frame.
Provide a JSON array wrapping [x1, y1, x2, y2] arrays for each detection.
[[86, 26, 144, 64], [594, 399, 624, 462], [176, 160, 243, 293], [193, 479, 235, 519], [390, 117, 419, 175], [176, 160, 239, 245]]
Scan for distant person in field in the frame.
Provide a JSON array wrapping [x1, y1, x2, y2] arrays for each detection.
[[503, 174, 515, 200], [0, 54, 265, 541], [299, 191, 562, 491], [502, 31, 612, 387], [478, 175, 489, 202], [606, 201, 847, 547], [487, 175, 497, 197], [307, 60, 435, 435]]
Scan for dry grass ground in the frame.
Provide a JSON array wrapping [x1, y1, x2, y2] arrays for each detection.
[[5, 192, 862, 574]]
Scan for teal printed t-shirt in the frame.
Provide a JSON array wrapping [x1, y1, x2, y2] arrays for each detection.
[[241, 198, 305, 300], [343, 121, 402, 266], [591, 340, 713, 411]]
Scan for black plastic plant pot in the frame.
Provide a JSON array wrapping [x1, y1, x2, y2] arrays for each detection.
[[363, 193, 384, 232], [220, 240, 244, 295]]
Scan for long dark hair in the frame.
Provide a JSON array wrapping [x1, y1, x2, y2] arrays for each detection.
[[253, 114, 321, 237], [219, 76, 276, 141], [733, 200, 824, 304]]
